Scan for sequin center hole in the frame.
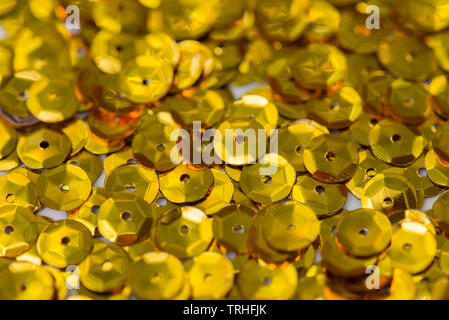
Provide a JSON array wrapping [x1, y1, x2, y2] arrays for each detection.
[[358, 228, 369, 236], [315, 186, 325, 194], [325, 151, 336, 161], [121, 212, 132, 222], [179, 224, 191, 235], [4, 226, 14, 235], [232, 224, 244, 234]]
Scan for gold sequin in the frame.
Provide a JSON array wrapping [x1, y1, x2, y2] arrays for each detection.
[[212, 204, 255, 254], [0, 205, 38, 258], [159, 165, 213, 204], [17, 127, 71, 170], [306, 87, 362, 130], [37, 219, 93, 268], [0, 172, 38, 210], [132, 123, 179, 171], [155, 206, 213, 259], [0, 261, 54, 300], [304, 133, 359, 183], [98, 193, 153, 245], [36, 164, 92, 211], [185, 252, 234, 300], [336, 208, 392, 257], [292, 174, 347, 218], [361, 172, 422, 214], [119, 55, 173, 103], [369, 119, 425, 167], [262, 202, 320, 252], [26, 77, 80, 123], [79, 240, 131, 293], [388, 221, 436, 274], [237, 260, 298, 300], [0, 120, 17, 160], [104, 164, 159, 204], [129, 251, 185, 300], [239, 154, 296, 204]]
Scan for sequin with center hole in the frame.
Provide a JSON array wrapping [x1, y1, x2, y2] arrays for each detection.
[[369, 119, 425, 167], [155, 206, 213, 259], [304, 133, 359, 183], [159, 165, 214, 204], [129, 251, 185, 300], [361, 172, 422, 215], [37, 220, 93, 268], [104, 164, 159, 204], [98, 193, 154, 245], [212, 204, 256, 254], [17, 127, 71, 170], [292, 174, 347, 218], [36, 164, 92, 211], [237, 260, 298, 300], [0, 261, 54, 300], [261, 202, 320, 252], [0, 205, 38, 258], [336, 208, 392, 258], [185, 252, 234, 300], [239, 153, 296, 204], [0, 172, 38, 210], [79, 240, 131, 293]]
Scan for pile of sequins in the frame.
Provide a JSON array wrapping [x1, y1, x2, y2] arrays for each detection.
[[2, 0, 449, 300]]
